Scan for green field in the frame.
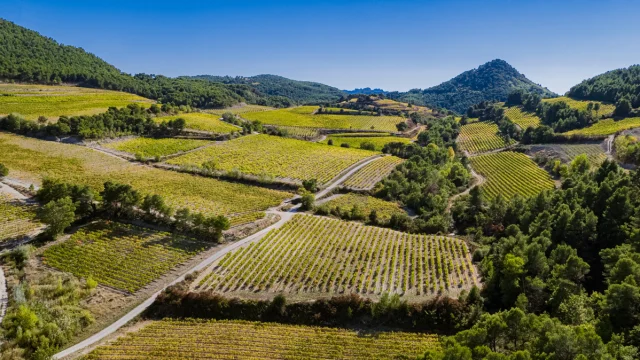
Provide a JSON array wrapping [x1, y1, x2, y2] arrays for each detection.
[[272, 125, 321, 140], [153, 113, 240, 133], [321, 133, 411, 151], [0, 194, 41, 242], [0, 84, 153, 120], [504, 106, 540, 129], [206, 104, 274, 115], [458, 121, 514, 154], [470, 151, 555, 200], [166, 134, 374, 184], [564, 117, 640, 136], [543, 96, 615, 116], [42, 221, 208, 293], [242, 106, 404, 132], [196, 214, 477, 297], [342, 156, 404, 190], [102, 137, 210, 158], [86, 319, 439, 360], [317, 194, 407, 222], [0, 133, 291, 220]]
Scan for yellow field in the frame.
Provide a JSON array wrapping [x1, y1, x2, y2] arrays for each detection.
[[564, 117, 640, 136], [543, 96, 615, 116], [0, 84, 153, 120], [242, 106, 403, 132], [0, 194, 41, 242], [86, 319, 440, 360], [342, 156, 404, 190], [102, 137, 210, 158], [0, 133, 291, 218], [458, 121, 514, 154], [153, 113, 240, 133], [206, 104, 274, 115], [503, 106, 540, 129], [317, 194, 407, 222], [166, 134, 374, 184], [321, 134, 411, 151]]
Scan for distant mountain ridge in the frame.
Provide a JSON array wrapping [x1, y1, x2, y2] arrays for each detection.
[[190, 74, 345, 105], [387, 59, 557, 113], [567, 64, 640, 107], [344, 87, 388, 95]]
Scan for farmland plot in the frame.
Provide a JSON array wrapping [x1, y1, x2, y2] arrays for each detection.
[[0, 194, 41, 242], [564, 117, 640, 136], [342, 156, 404, 190], [166, 134, 374, 184], [101, 137, 210, 159], [458, 121, 514, 154], [470, 151, 555, 200], [321, 133, 411, 151], [85, 319, 440, 360], [543, 96, 615, 116], [317, 194, 407, 222], [153, 113, 240, 134], [196, 214, 478, 298], [503, 106, 540, 129]]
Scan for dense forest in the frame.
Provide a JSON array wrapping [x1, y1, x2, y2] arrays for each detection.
[[387, 59, 557, 114], [191, 74, 345, 105], [568, 65, 640, 107], [343, 87, 388, 95]]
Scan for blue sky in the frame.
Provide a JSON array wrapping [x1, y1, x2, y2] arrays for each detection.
[[3, 0, 639, 93]]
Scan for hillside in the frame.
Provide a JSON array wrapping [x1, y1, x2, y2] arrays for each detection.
[[344, 87, 388, 95], [191, 74, 345, 104], [387, 59, 556, 113], [0, 19, 262, 108], [567, 64, 640, 107]]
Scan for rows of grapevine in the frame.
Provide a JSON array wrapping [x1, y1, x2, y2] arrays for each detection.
[[543, 96, 616, 116], [0, 195, 41, 242], [342, 156, 404, 190], [86, 319, 440, 359], [317, 194, 407, 222], [153, 113, 240, 134], [470, 151, 555, 200], [196, 214, 478, 298], [0, 133, 291, 217], [458, 121, 514, 154], [167, 134, 374, 184], [242, 106, 403, 132], [42, 221, 209, 293], [558, 144, 607, 166], [321, 134, 411, 151], [564, 117, 640, 136], [503, 106, 540, 129], [272, 126, 321, 140], [102, 137, 210, 158], [207, 104, 274, 115], [228, 211, 266, 227]]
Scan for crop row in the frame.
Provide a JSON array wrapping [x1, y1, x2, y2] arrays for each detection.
[[196, 214, 478, 297], [317, 194, 406, 222], [153, 113, 240, 134], [564, 117, 640, 136], [86, 319, 439, 359], [42, 221, 209, 293], [543, 96, 615, 116], [458, 121, 514, 154], [321, 134, 411, 151], [102, 137, 210, 158], [0, 195, 41, 242], [470, 151, 555, 200], [166, 134, 374, 184], [503, 106, 540, 129], [342, 156, 404, 190]]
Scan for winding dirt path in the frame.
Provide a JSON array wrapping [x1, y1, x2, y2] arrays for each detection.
[[446, 168, 485, 212]]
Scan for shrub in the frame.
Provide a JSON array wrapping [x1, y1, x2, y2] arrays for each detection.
[[0, 162, 8, 178], [340, 143, 350, 148], [300, 192, 315, 210], [360, 141, 376, 151]]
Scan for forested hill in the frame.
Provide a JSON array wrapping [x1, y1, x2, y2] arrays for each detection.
[[568, 64, 640, 107], [344, 87, 388, 95], [0, 20, 267, 108], [387, 59, 556, 113], [190, 74, 345, 105]]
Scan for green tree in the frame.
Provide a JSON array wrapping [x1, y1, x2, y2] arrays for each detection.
[[0, 162, 8, 178], [100, 181, 141, 218], [300, 192, 315, 211], [615, 98, 632, 117], [38, 196, 76, 238]]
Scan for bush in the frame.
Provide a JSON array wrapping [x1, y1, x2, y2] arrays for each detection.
[[300, 192, 315, 210], [327, 139, 333, 145], [359, 141, 376, 151], [340, 143, 350, 148], [0, 162, 8, 178]]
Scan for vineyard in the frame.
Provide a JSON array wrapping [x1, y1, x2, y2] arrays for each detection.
[[85, 319, 440, 359], [458, 121, 514, 154], [0, 194, 41, 242], [543, 96, 615, 116], [503, 106, 540, 129], [470, 151, 555, 200], [102, 137, 210, 158], [528, 144, 607, 167], [342, 156, 404, 190], [317, 194, 407, 222], [0, 84, 153, 120], [321, 133, 411, 151], [195, 214, 478, 298], [564, 117, 640, 136], [242, 106, 403, 132], [166, 134, 374, 184], [0, 133, 291, 217], [272, 126, 321, 140], [42, 221, 209, 293], [153, 113, 240, 134], [207, 104, 274, 115]]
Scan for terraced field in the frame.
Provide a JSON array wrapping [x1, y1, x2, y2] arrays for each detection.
[[342, 156, 404, 190], [0, 133, 291, 218], [85, 319, 439, 360], [504, 106, 541, 129], [0, 84, 153, 120], [564, 117, 640, 136], [243, 106, 403, 132], [543, 96, 615, 116], [42, 221, 208, 293], [195, 214, 478, 298], [102, 137, 210, 158], [153, 113, 240, 133], [271, 126, 321, 140], [321, 133, 411, 151], [0, 194, 41, 242], [458, 121, 514, 154], [166, 134, 374, 184], [317, 194, 407, 222], [470, 152, 555, 200]]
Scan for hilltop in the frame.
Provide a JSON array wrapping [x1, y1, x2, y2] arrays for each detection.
[[387, 59, 556, 113], [190, 74, 345, 105], [568, 64, 640, 107]]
